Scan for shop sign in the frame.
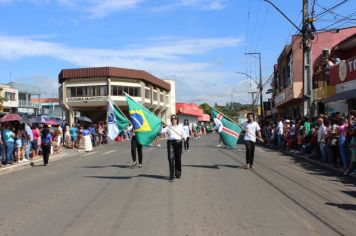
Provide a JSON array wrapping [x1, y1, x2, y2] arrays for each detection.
[[67, 96, 108, 103], [274, 86, 293, 105], [313, 85, 336, 101], [330, 57, 356, 85]]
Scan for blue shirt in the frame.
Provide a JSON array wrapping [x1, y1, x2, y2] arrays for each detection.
[[41, 133, 52, 145], [82, 129, 90, 136], [3, 129, 14, 143], [70, 127, 78, 137]]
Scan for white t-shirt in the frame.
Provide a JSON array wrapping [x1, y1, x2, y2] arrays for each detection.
[[161, 124, 187, 141], [242, 121, 261, 142], [277, 121, 283, 135], [317, 124, 326, 142], [183, 125, 190, 138]]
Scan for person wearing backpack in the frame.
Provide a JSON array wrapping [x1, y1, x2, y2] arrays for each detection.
[[41, 125, 52, 166]]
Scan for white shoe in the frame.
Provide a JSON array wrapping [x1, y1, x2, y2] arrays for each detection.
[[157, 144, 161, 147], [217, 144, 222, 147], [187, 150, 190, 152]]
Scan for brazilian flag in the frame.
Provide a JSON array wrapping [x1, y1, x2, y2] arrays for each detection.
[[125, 94, 162, 146], [211, 108, 242, 148]]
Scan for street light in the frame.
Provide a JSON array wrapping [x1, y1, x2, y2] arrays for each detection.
[[236, 71, 259, 120]]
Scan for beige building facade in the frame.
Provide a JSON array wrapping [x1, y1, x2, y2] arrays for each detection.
[[59, 67, 176, 125]]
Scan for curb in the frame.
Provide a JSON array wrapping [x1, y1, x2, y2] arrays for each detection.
[[259, 144, 356, 179]]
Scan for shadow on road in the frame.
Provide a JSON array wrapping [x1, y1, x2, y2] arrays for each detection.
[[85, 176, 132, 180], [84, 174, 169, 181], [182, 164, 242, 169], [326, 202, 356, 211]]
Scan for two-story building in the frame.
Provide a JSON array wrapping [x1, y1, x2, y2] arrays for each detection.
[[59, 67, 176, 124], [0, 84, 18, 113], [8, 82, 41, 115], [271, 26, 356, 119]]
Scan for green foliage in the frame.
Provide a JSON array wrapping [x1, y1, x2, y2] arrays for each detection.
[[199, 102, 252, 121]]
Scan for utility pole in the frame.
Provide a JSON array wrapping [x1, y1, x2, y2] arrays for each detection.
[[245, 52, 263, 120], [264, 0, 315, 118], [302, 0, 314, 117], [248, 91, 257, 120]]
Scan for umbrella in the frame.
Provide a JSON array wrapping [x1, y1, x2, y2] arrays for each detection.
[[20, 116, 32, 124], [46, 119, 58, 125], [0, 114, 22, 123], [31, 115, 47, 124], [77, 116, 92, 123]]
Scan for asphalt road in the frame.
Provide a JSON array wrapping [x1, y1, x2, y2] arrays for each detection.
[[1, 135, 356, 236]]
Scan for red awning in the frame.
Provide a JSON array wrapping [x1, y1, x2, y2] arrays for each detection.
[[198, 114, 210, 122]]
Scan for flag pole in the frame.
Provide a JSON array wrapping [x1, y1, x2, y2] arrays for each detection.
[[108, 97, 130, 121], [208, 104, 263, 142]]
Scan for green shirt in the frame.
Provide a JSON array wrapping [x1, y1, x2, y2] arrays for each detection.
[[304, 122, 311, 137]]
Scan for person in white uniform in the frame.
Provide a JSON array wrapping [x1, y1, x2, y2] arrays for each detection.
[[241, 113, 263, 169], [161, 114, 187, 181]]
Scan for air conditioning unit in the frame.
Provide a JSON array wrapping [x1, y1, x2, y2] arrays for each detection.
[[322, 49, 330, 59]]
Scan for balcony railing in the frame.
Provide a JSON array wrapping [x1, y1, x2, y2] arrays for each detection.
[[19, 100, 40, 108]]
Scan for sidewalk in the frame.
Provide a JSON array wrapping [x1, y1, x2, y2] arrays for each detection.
[[259, 144, 355, 178], [0, 148, 85, 175]]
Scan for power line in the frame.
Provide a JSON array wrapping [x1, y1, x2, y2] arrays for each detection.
[[315, 0, 350, 18], [316, 2, 356, 22]]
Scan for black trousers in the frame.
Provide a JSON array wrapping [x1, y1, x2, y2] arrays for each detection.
[[131, 136, 143, 164], [184, 137, 190, 151], [244, 140, 256, 165], [167, 140, 182, 178], [42, 144, 51, 165]]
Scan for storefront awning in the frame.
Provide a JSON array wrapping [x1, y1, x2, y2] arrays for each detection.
[[323, 89, 356, 103]]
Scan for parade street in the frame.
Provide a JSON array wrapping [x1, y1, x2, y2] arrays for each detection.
[[1, 135, 356, 236]]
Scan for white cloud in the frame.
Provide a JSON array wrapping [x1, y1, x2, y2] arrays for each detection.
[[178, 0, 226, 10], [0, 34, 246, 103], [86, 0, 143, 18]]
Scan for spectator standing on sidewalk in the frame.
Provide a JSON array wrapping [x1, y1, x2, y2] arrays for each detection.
[[337, 117, 350, 173], [346, 127, 356, 175], [24, 122, 33, 161], [31, 125, 40, 160], [241, 113, 263, 169], [276, 117, 283, 150], [317, 117, 328, 162], [3, 123, 15, 165]]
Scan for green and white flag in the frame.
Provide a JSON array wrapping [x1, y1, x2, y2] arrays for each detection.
[[107, 99, 130, 140], [211, 108, 242, 148]]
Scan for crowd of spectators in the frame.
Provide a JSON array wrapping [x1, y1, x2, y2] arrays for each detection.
[[0, 120, 108, 167], [261, 110, 356, 175]]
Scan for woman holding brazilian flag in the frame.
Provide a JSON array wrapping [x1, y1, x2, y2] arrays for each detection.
[[108, 93, 186, 180]]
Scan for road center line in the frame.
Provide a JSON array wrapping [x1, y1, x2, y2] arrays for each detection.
[[82, 151, 97, 156], [103, 150, 117, 155]]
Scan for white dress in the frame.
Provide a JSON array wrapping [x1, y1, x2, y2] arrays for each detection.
[[83, 130, 93, 152]]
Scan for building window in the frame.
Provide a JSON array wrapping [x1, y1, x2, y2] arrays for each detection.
[[145, 89, 151, 99], [287, 53, 293, 86], [111, 86, 140, 97], [67, 86, 108, 97], [5, 92, 15, 101], [153, 91, 157, 101], [160, 94, 163, 102]]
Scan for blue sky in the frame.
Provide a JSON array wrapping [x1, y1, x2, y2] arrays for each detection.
[[0, 0, 354, 104]]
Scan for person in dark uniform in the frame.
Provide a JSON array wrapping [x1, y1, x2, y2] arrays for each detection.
[[161, 115, 187, 181], [41, 124, 52, 166], [128, 124, 143, 168]]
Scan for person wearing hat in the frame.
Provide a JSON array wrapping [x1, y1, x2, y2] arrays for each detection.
[[161, 114, 187, 181]]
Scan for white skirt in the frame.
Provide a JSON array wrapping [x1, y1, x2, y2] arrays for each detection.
[[84, 135, 93, 152]]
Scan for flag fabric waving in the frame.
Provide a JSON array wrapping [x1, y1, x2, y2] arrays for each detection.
[[125, 94, 162, 146], [211, 108, 242, 148], [107, 99, 130, 140]]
